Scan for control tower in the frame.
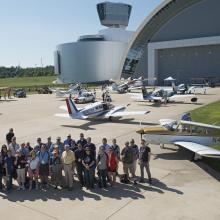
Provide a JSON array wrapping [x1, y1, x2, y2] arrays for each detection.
[[97, 2, 132, 28]]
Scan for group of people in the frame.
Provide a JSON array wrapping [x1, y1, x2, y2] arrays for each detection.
[[0, 128, 152, 192]]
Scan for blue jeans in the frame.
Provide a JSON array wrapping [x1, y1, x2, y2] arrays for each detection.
[[98, 169, 107, 187], [84, 168, 94, 188], [6, 175, 12, 190]]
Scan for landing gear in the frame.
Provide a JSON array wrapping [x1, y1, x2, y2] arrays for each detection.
[[160, 143, 165, 149]]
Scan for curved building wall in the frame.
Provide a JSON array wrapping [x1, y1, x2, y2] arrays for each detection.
[[121, 0, 220, 85], [55, 41, 127, 83]]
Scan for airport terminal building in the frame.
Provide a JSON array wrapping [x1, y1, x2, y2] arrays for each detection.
[[54, 0, 220, 85]]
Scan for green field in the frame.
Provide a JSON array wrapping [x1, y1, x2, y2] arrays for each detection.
[[0, 76, 56, 88], [191, 101, 220, 171], [191, 101, 220, 126]]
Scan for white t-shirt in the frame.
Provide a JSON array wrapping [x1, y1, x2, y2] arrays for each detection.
[[29, 157, 39, 170]]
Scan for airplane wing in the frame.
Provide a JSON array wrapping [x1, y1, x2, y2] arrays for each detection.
[[180, 120, 220, 130], [174, 141, 220, 158], [59, 105, 83, 112], [54, 113, 71, 118], [106, 110, 150, 118]]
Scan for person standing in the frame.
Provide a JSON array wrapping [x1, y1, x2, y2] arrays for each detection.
[[34, 137, 43, 153], [97, 146, 108, 188], [45, 136, 53, 152], [50, 137, 64, 157], [61, 145, 75, 191], [77, 133, 87, 148], [6, 128, 14, 145], [75, 143, 85, 187], [50, 150, 62, 189], [38, 144, 50, 188], [139, 139, 152, 185], [130, 139, 139, 176], [107, 147, 118, 187], [101, 138, 110, 153], [8, 136, 20, 157], [4, 150, 15, 191], [14, 149, 26, 190], [64, 134, 76, 151], [121, 141, 135, 184], [82, 147, 95, 189], [28, 151, 40, 191]]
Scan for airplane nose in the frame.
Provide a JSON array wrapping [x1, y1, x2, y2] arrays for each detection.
[[136, 128, 144, 134]]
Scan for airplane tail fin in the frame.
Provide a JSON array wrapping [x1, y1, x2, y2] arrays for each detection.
[[65, 97, 79, 115]]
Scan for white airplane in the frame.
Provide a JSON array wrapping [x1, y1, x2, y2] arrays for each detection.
[[110, 77, 144, 94], [50, 84, 85, 97], [136, 119, 220, 158], [55, 97, 150, 120], [131, 88, 198, 103]]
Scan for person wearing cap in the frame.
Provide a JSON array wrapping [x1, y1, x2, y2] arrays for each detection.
[[14, 149, 26, 190], [8, 136, 20, 157], [130, 139, 139, 176], [97, 146, 108, 188], [64, 134, 76, 151], [82, 146, 95, 189], [6, 128, 14, 145], [38, 144, 50, 188], [45, 136, 53, 152], [77, 133, 87, 148], [61, 145, 75, 191], [4, 149, 15, 191], [107, 147, 118, 187], [50, 149, 62, 189], [121, 141, 135, 184], [138, 139, 152, 185], [28, 150, 40, 191]]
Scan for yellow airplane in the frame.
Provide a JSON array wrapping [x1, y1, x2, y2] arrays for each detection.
[[136, 119, 220, 158]]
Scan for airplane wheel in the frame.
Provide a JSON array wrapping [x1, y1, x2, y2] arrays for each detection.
[[191, 97, 198, 102]]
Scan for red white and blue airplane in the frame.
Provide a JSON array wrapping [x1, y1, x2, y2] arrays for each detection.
[[55, 97, 150, 120]]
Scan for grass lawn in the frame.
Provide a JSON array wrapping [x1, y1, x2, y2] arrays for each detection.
[[191, 101, 220, 126], [191, 102, 220, 172], [0, 76, 56, 88]]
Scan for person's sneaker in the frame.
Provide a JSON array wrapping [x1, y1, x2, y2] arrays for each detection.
[[139, 179, 145, 183]]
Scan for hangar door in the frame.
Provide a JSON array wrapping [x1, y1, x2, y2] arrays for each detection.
[[157, 44, 220, 85]]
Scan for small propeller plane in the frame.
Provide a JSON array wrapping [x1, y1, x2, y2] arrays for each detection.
[[136, 119, 220, 158], [131, 87, 198, 103], [110, 77, 144, 94], [55, 97, 150, 120]]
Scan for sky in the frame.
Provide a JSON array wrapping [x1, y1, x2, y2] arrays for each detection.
[[0, 0, 163, 67]]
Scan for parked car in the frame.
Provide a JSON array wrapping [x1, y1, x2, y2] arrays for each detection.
[[14, 88, 26, 98], [37, 86, 53, 94], [74, 92, 95, 104]]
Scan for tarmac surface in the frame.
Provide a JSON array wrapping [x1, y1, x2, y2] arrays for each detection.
[[0, 88, 220, 220]]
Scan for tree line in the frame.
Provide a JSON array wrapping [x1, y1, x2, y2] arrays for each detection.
[[0, 66, 54, 78]]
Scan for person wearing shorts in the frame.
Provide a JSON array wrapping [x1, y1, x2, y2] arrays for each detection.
[[28, 151, 39, 191]]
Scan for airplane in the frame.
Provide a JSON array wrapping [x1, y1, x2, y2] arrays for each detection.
[[50, 84, 86, 97], [136, 119, 220, 159], [130, 87, 198, 103], [55, 97, 150, 120], [110, 77, 145, 94]]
